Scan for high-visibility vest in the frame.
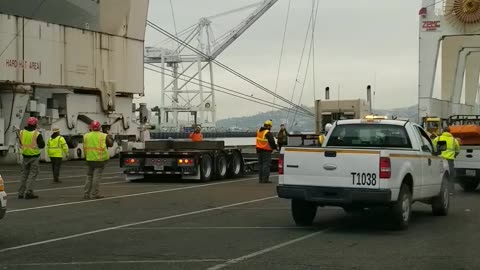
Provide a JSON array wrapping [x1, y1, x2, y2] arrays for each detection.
[[83, 131, 109, 161], [47, 136, 67, 158], [190, 132, 203, 142], [256, 130, 272, 151], [20, 130, 40, 156], [319, 134, 325, 145]]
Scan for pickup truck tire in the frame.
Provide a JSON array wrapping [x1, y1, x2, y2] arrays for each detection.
[[215, 153, 228, 180], [390, 183, 412, 230], [458, 177, 480, 192], [291, 199, 317, 226], [200, 154, 213, 182], [431, 176, 450, 216]]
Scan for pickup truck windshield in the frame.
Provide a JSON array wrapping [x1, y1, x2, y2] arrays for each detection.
[[327, 124, 412, 148]]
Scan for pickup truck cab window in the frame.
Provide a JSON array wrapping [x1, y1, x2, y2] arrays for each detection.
[[415, 126, 434, 153], [327, 124, 412, 148]]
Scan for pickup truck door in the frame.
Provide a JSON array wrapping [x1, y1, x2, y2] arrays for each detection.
[[283, 148, 381, 189], [414, 126, 443, 197]]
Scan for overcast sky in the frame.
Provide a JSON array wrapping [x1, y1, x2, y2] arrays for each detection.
[[142, 0, 421, 119]]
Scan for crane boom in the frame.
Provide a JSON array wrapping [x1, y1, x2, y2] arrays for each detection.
[[209, 0, 278, 60]]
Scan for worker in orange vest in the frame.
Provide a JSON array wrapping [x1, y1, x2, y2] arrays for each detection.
[[256, 120, 277, 183], [190, 126, 203, 142]]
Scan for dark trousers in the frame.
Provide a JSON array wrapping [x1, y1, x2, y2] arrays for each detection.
[[257, 150, 272, 182], [447, 159, 455, 191], [278, 143, 287, 151], [50, 157, 63, 182]]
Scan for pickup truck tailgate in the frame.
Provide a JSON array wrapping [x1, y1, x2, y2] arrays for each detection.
[[283, 148, 381, 189]]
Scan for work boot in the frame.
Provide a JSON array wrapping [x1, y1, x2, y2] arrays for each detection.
[[24, 193, 39, 199], [83, 195, 90, 200], [17, 194, 24, 199]]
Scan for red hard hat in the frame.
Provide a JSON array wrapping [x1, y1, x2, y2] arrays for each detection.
[[90, 120, 101, 131], [27, 117, 38, 126]]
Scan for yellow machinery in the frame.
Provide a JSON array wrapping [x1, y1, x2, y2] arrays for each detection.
[[422, 117, 443, 136]]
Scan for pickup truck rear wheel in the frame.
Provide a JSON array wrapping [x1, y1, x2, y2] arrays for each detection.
[[458, 177, 480, 192], [291, 199, 317, 226], [390, 183, 412, 230], [431, 176, 450, 216]]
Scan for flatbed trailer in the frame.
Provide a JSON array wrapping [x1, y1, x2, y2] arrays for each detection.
[[119, 140, 245, 182]]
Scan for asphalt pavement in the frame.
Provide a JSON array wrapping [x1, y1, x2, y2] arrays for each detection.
[[0, 160, 478, 270]]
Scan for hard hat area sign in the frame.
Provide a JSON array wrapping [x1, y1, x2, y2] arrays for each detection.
[[5, 59, 41, 70], [422, 21, 440, 31]]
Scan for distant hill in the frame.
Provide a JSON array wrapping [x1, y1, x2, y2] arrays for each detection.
[[217, 105, 418, 132]]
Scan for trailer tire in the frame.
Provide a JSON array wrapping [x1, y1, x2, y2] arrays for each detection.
[[228, 151, 243, 178], [200, 154, 213, 182], [215, 153, 228, 180]]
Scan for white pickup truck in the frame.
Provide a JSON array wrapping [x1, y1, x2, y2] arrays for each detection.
[[277, 117, 450, 230]]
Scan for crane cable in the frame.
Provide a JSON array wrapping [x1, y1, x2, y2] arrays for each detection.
[[285, 2, 315, 122], [145, 65, 312, 117], [271, 0, 292, 113], [290, 0, 320, 129], [146, 20, 313, 116]]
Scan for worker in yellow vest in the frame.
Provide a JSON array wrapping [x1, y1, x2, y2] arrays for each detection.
[[18, 117, 45, 199], [318, 123, 333, 145], [83, 120, 113, 199], [256, 120, 277, 183], [433, 127, 460, 193], [47, 127, 69, 183]]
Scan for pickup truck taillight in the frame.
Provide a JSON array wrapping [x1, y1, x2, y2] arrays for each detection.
[[278, 154, 284, 175], [380, 157, 391, 179]]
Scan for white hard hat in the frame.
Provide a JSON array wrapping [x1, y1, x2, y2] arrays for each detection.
[[325, 123, 333, 132]]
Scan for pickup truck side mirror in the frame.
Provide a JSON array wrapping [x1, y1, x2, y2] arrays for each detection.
[[436, 141, 447, 152]]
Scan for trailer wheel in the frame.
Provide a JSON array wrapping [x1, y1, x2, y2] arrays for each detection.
[[228, 151, 243, 178], [200, 154, 213, 182], [215, 153, 228, 180]]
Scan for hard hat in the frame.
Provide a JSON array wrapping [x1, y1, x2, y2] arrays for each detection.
[[325, 123, 333, 132], [90, 120, 101, 131], [52, 127, 60, 133], [264, 120, 273, 127], [27, 117, 38, 126]]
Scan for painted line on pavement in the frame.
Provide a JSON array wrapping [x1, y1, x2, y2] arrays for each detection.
[[206, 230, 327, 270], [6, 175, 270, 213], [120, 226, 311, 230], [0, 195, 278, 253], [5, 259, 226, 266], [8, 178, 124, 195], [5, 172, 122, 184]]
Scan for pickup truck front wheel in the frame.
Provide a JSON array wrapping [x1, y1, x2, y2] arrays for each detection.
[[390, 184, 412, 230], [431, 176, 449, 216], [291, 199, 317, 226]]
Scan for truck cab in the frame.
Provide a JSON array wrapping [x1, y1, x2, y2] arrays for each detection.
[[277, 117, 450, 230]]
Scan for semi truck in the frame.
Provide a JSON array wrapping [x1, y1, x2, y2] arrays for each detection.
[[119, 140, 245, 182]]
